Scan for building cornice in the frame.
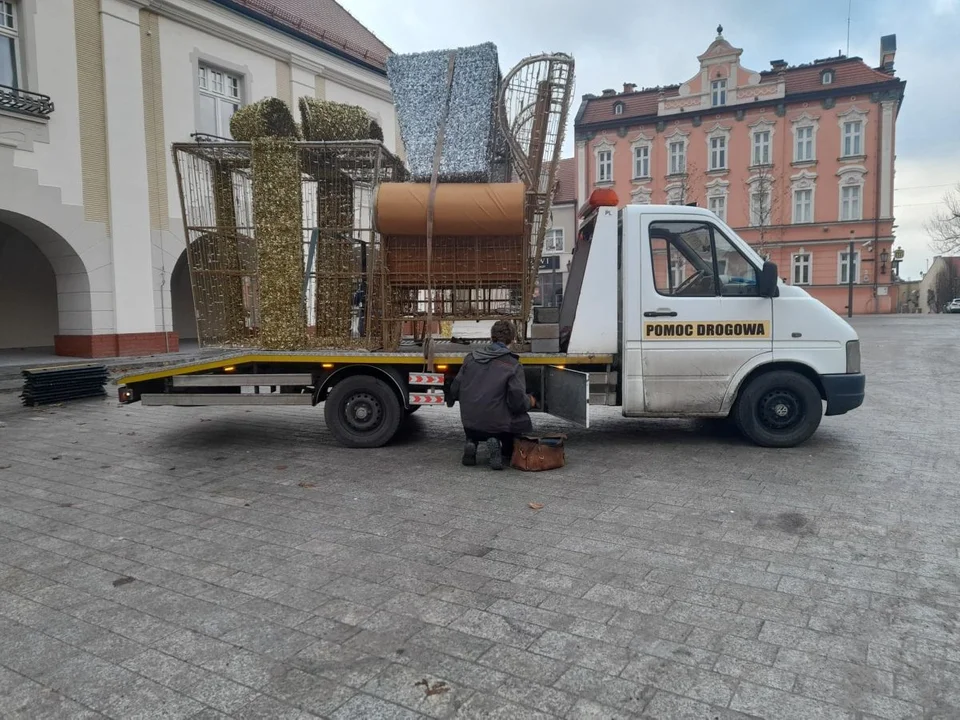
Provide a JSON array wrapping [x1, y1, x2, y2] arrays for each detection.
[[575, 79, 906, 137], [143, 0, 393, 102]]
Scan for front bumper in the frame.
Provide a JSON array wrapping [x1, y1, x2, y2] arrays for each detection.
[[820, 373, 865, 416]]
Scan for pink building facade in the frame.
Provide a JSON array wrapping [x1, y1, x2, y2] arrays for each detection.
[[574, 28, 905, 314]]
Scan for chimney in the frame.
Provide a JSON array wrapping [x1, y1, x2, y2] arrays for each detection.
[[582, 93, 597, 101], [601, 88, 617, 97], [623, 82, 637, 93], [769, 59, 787, 71], [880, 34, 896, 73]]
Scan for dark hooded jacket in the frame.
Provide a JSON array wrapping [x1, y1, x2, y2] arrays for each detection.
[[448, 343, 533, 435]]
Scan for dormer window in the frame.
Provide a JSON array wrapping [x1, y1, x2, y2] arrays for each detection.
[[821, 69, 835, 85], [613, 101, 624, 116], [711, 79, 727, 107]]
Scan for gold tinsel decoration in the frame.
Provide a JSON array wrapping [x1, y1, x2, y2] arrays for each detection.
[[251, 137, 306, 349], [230, 98, 300, 141], [299, 97, 381, 142], [298, 98, 381, 346]]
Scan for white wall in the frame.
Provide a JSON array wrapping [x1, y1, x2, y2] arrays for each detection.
[[0, 227, 58, 348], [13, 0, 85, 207]]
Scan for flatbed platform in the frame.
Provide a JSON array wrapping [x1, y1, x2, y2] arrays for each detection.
[[118, 345, 614, 386]]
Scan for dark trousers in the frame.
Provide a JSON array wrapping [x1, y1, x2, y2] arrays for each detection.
[[464, 429, 515, 459]]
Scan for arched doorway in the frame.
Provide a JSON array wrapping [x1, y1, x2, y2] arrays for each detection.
[[170, 250, 197, 344], [0, 222, 58, 349], [0, 211, 91, 355]]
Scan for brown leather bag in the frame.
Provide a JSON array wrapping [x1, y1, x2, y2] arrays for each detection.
[[511, 435, 566, 471]]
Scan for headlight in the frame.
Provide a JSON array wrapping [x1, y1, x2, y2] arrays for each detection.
[[846, 340, 861, 374]]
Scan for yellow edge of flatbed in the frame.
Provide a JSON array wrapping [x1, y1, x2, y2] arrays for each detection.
[[119, 353, 614, 385]]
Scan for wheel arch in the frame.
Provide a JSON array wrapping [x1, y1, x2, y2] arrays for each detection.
[[316, 364, 408, 409], [722, 359, 826, 415]]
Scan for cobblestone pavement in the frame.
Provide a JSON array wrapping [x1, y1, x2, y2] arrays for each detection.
[[1, 315, 959, 719]]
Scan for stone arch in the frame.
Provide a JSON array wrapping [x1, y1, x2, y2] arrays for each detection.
[[170, 231, 258, 347], [0, 209, 92, 352]]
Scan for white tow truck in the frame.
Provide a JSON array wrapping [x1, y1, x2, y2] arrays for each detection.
[[119, 196, 865, 448]]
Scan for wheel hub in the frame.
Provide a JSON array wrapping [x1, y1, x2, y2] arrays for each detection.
[[344, 392, 383, 432], [758, 389, 803, 431]]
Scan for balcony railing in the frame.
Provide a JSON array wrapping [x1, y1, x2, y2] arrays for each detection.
[[0, 84, 55, 119]]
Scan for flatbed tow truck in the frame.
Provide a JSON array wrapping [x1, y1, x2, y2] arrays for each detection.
[[118, 200, 866, 449]]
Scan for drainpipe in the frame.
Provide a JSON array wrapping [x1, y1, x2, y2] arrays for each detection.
[[873, 99, 882, 313]]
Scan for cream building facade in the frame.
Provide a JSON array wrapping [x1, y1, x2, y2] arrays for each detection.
[[0, 0, 397, 356]]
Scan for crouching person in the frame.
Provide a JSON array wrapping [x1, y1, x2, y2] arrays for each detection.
[[448, 320, 536, 470]]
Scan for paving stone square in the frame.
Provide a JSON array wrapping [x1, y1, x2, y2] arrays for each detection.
[[0, 315, 958, 718]]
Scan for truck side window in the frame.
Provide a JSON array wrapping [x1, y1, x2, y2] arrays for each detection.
[[649, 221, 759, 298], [649, 222, 716, 298], [712, 227, 759, 297]]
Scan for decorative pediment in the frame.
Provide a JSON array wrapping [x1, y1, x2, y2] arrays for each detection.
[[697, 26, 744, 64], [592, 136, 616, 150]]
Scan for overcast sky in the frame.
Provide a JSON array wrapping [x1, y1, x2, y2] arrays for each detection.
[[341, 0, 959, 278]]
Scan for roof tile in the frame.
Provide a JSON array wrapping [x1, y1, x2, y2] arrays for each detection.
[[220, 0, 391, 71], [579, 58, 898, 126], [553, 157, 576, 204]]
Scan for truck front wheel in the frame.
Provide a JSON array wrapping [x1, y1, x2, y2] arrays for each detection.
[[733, 370, 823, 448], [324, 375, 402, 448]]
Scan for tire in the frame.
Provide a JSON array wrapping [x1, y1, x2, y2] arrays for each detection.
[[732, 370, 823, 448], [324, 375, 402, 448]]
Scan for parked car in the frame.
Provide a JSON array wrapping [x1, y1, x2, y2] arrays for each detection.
[[946, 298, 960, 313]]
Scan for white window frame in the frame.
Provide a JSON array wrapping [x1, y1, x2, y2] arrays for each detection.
[[633, 144, 650, 179], [791, 112, 819, 164], [842, 120, 863, 157], [821, 69, 835, 85], [792, 187, 814, 224], [596, 149, 613, 183], [710, 136, 727, 171], [664, 129, 689, 176], [198, 63, 243, 138], [838, 250, 860, 284], [614, 102, 624, 116], [593, 138, 616, 185], [670, 257, 686, 287], [794, 125, 814, 162], [749, 118, 776, 168], [705, 123, 731, 172], [0, 0, 20, 89], [792, 251, 812, 285], [752, 130, 771, 166], [705, 178, 729, 223], [838, 106, 868, 159], [840, 184, 862, 221], [711, 78, 727, 107], [708, 194, 726, 222], [544, 228, 564, 254]]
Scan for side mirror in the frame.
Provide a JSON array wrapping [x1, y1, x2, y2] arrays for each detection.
[[758, 261, 780, 298]]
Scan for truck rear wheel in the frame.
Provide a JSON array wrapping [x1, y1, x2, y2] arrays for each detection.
[[324, 376, 402, 448], [733, 370, 822, 448]]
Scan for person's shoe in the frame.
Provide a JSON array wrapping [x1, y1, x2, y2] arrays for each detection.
[[462, 441, 477, 466], [487, 438, 503, 470]]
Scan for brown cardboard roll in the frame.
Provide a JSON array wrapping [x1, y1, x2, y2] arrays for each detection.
[[375, 183, 526, 237]]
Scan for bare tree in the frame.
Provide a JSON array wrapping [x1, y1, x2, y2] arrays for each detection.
[[933, 258, 958, 312], [743, 164, 783, 258], [926, 183, 960, 255], [668, 162, 703, 207]]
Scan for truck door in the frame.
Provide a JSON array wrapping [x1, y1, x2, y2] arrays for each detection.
[[638, 217, 773, 414]]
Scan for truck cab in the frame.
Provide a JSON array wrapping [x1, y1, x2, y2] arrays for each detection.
[[552, 199, 865, 447]]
